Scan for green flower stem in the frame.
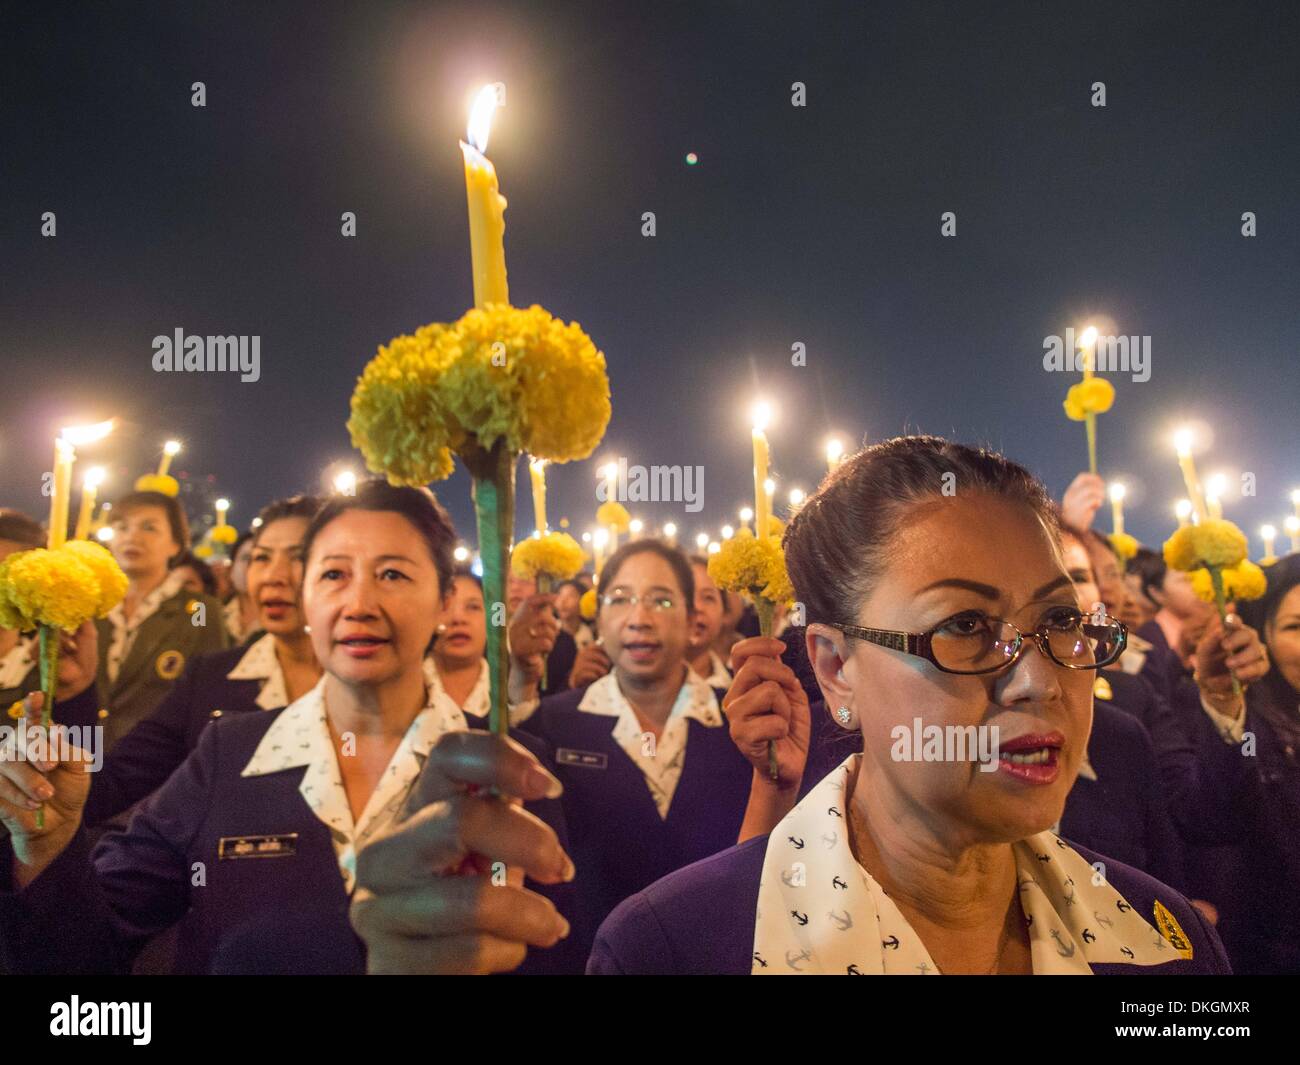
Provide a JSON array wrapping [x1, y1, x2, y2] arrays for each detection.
[[1207, 565, 1243, 699], [1085, 412, 1097, 475], [470, 441, 517, 738], [752, 596, 779, 782], [35, 624, 59, 829]]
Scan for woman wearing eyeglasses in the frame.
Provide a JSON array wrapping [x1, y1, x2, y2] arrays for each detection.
[[516, 539, 753, 970], [585, 437, 1232, 973]]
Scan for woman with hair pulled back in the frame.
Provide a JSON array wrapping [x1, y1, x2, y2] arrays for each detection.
[[588, 436, 1232, 974]]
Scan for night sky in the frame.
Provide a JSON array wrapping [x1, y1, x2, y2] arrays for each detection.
[[4, 1, 1298, 550]]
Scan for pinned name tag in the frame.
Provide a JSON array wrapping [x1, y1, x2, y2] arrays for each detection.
[[556, 748, 608, 769], [218, 833, 299, 860]]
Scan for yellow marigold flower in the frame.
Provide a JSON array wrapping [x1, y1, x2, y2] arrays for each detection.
[[134, 473, 180, 497], [210, 524, 238, 545], [193, 544, 214, 560], [1063, 378, 1116, 421], [0, 548, 101, 632], [435, 305, 611, 463], [348, 323, 460, 486], [1163, 520, 1248, 572], [58, 541, 127, 618], [1108, 532, 1139, 562], [7, 700, 24, 720], [764, 516, 785, 538], [511, 533, 586, 581], [579, 587, 597, 620], [708, 529, 793, 606], [596, 501, 631, 531], [1191, 560, 1267, 603]]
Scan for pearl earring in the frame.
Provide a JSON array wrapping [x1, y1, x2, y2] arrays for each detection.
[[835, 706, 853, 726], [302, 625, 312, 634]]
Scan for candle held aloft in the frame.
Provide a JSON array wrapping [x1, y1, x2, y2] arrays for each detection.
[[1261, 525, 1277, 561], [1108, 483, 1125, 537], [73, 467, 105, 541], [1173, 429, 1208, 523], [48, 439, 74, 549], [529, 458, 548, 535], [159, 440, 181, 477], [752, 404, 772, 539], [1287, 517, 1300, 554], [461, 85, 509, 308]]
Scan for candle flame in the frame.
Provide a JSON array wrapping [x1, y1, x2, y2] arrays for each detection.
[[1206, 473, 1228, 499], [1175, 499, 1193, 520], [1291, 489, 1300, 505], [663, 522, 677, 537], [1078, 326, 1098, 348], [695, 533, 709, 549], [216, 498, 230, 510], [1108, 482, 1126, 502], [1287, 517, 1300, 534], [826, 437, 844, 462], [751, 402, 772, 432], [1261, 524, 1276, 539], [721, 525, 735, 540], [60, 419, 115, 446], [789, 488, 805, 506], [333, 470, 357, 494], [467, 85, 500, 154], [1173, 428, 1194, 457], [739, 507, 754, 522], [163, 440, 182, 456], [594, 528, 610, 548], [84, 466, 106, 489], [763, 477, 776, 496]]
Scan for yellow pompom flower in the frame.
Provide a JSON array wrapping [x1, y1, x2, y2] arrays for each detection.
[[1108, 532, 1139, 562], [1063, 378, 1116, 421], [511, 533, 586, 581], [434, 305, 611, 464], [708, 529, 793, 607], [596, 501, 631, 532], [348, 323, 460, 486], [58, 540, 127, 618], [0, 548, 101, 632], [1190, 560, 1267, 604], [193, 544, 215, 560], [764, 515, 785, 538], [210, 524, 238, 545], [6, 700, 23, 720], [579, 587, 597, 620], [1163, 520, 1248, 572], [134, 473, 180, 497]]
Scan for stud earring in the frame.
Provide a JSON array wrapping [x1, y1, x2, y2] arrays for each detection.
[[436, 623, 448, 634], [835, 706, 853, 726], [302, 625, 312, 634]]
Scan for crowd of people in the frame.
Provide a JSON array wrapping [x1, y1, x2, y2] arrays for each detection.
[[1, 434, 1296, 975]]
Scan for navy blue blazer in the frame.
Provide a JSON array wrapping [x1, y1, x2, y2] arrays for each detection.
[[83, 644, 269, 827], [587, 835, 1231, 974], [519, 681, 754, 969], [1060, 700, 1186, 892], [0, 709, 580, 976]]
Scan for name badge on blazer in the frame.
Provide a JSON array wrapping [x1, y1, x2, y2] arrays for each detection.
[[556, 748, 608, 769], [218, 833, 299, 860]]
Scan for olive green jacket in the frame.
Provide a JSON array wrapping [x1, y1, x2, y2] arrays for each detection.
[[94, 589, 228, 751]]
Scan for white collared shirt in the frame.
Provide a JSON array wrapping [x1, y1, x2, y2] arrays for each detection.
[[225, 633, 291, 710], [223, 598, 252, 644], [104, 570, 187, 684], [426, 656, 490, 720], [753, 755, 1193, 974], [576, 667, 723, 819], [695, 650, 731, 690], [240, 674, 469, 892], [0, 636, 36, 691]]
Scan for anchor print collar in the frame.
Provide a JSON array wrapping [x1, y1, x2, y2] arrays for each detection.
[[752, 754, 1180, 975]]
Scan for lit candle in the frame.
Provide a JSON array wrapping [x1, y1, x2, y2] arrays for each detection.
[[1175, 499, 1193, 528], [695, 533, 709, 551], [333, 470, 357, 496], [73, 467, 106, 541], [1287, 516, 1300, 554], [1205, 474, 1227, 522], [1108, 482, 1126, 537], [825, 437, 844, 473], [601, 461, 619, 552], [752, 403, 772, 539], [215, 498, 230, 527], [721, 524, 735, 540], [662, 522, 677, 546], [738, 506, 753, 530], [49, 420, 115, 549], [629, 519, 643, 537], [460, 85, 509, 308], [1173, 429, 1208, 523], [1261, 524, 1277, 561], [158, 440, 181, 477], [593, 527, 609, 575], [788, 487, 805, 508], [529, 457, 548, 535], [1078, 326, 1098, 379], [1291, 489, 1300, 521]]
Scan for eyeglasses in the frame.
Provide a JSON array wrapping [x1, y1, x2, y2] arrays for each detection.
[[823, 606, 1127, 676], [601, 590, 679, 614]]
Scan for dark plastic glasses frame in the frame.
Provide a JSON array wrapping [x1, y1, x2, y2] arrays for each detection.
[[822, 609, 1128, 675]]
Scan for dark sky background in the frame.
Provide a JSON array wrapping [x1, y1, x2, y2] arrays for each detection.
[[3, 0, 1297, 551]]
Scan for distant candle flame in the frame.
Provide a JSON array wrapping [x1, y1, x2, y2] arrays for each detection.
[[84, 467, 106, 489], [467, 85, 500, 154], [164, 440, 182, 456], [1175, 499, 1193, 520], [1173, 428, 1194, 457]]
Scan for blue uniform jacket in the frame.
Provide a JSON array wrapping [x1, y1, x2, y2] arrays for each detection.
[[519, 682, 753, 969], [587, 835, 1231, 974], [0, 709, 580, 975], [1060, 700, 1186, 892]]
